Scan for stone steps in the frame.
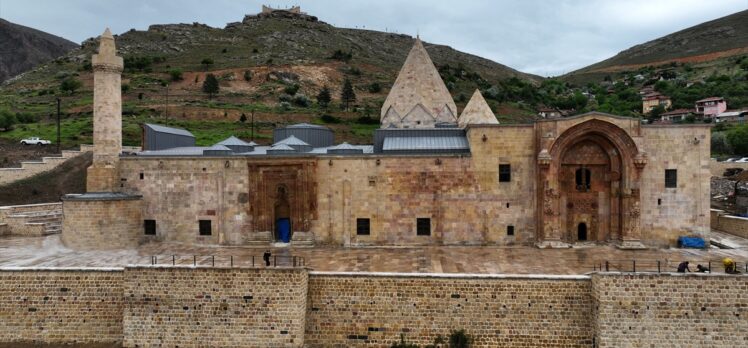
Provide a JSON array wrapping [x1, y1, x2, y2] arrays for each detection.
[[0, 147, 90, 186], [291, 231, 315, 247], [4, 208, 63, 236]]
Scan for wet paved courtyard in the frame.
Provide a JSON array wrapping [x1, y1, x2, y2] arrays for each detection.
[[1, 234, 747, 275]]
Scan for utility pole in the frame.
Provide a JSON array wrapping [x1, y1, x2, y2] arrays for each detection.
[[56, 97, 61, 154], [251, 110, 255, 142], [165, 83, 169, 125]]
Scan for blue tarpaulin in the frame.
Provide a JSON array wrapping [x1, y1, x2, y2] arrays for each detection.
[[678, 236, 706, 248], [277, 218, 291, 243]]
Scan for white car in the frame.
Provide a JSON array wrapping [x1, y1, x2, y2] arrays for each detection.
[[20, 137, 51, 146], [736, 157, 748, 163], [725, 158, 739, 162]]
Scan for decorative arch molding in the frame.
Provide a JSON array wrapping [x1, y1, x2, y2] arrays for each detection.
[[536, 118, 647, 249]]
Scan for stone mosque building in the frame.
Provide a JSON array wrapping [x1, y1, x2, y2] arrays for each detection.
[[61, 29, 711, 250]]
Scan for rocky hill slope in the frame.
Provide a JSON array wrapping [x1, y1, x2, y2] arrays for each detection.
[[0, 19, 77, 83], [0, 12, 541, 147], [566, 10, 748, 83]]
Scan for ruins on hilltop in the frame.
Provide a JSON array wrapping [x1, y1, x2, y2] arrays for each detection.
[[59, 28, 710, 250]]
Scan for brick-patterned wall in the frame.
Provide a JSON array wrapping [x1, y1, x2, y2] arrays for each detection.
[[305, 273, 592, 347], [0, 269, 123, 345], [61, 197, 142, 249], [123, 267, 308, 347], [592, 273, 748, 348], [711, 209, 748, 238]]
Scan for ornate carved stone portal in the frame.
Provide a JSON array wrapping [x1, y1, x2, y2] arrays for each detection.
[[537, 119, 646, 249]]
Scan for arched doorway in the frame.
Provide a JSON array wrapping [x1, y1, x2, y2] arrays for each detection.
[[537, 118, 646, 248], [560, 137, 620, 243], [274, 185, 291, 243], [577, 222, 587, 241]]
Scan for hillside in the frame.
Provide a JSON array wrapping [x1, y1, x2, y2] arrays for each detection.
[[0, 11, 540, 147], [566, 10, 748, 84], [0, 19, 77, 83]]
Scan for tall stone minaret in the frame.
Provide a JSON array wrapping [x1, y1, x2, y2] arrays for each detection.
[[87, 28, 123, 192]]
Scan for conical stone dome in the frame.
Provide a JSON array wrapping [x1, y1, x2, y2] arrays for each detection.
[[381, 38, 457, 128], [458, 90, 498, 127]]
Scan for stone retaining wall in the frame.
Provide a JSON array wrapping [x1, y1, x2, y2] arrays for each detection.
[[123, 266, 308, 347], [0, 268, 746, 347], [709, 159, 748, 177], [0, 268, 123, 345], [592, 273, 748, 348], [0, 150, 87, 186], [305, 272, 592, 347], [711, 208, 748, 238]]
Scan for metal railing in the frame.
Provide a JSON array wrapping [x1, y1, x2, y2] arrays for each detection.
[[147, 254, 306, 268], [593, 259, 747, 274]]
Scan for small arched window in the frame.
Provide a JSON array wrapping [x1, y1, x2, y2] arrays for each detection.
[[575, 168, 591, 191]]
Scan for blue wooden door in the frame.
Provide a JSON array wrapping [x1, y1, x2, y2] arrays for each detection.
[[277, 218, 291, 243]]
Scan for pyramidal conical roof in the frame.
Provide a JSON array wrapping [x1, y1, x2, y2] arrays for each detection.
[[380, 38, 457, 123], [458, 90, 498, 127]]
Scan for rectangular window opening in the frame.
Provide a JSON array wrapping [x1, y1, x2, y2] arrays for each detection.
[[665, 169, 677, 188], [356, 218, 371, 236], [144, 219, 156, 235], [199, 220, 212, 236], [139, 172, 144, 180], [499, 164, 511, 182], [507, 225, 515, 236], [416, 218, 431, 236]]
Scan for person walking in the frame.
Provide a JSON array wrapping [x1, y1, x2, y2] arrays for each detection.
[[263, 250, 272, 267], [677, 261, 691, 273]]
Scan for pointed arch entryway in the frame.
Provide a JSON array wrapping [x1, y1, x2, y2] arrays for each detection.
[[536, 118, 647, 249]]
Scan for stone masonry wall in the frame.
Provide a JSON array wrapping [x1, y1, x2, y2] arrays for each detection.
[[640, 125, 711, 246], [123, 267, 308, 348], [592, 273, 748, 348], [305, 273, 592, 347], [120, 158, 249, 245], [61, 197, 142, 249], [0, 269, 123, 345], [711, 208, 748, 238]]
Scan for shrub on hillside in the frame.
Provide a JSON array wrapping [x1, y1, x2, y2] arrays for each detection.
[[320, 114, 341, 124], [169, 69, 183, 81], [293, 94, 310, 107]]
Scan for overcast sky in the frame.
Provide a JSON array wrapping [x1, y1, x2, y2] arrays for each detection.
[[1, 0, 746, 76]]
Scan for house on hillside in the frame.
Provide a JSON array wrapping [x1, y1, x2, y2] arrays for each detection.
[[659, 109, 692, 123], [715, 110, 748, 124], [538, 107, 561, 119], [695, 97, 727, 119], [642, 93, 671, 114]]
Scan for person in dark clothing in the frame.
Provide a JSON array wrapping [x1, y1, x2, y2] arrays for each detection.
[[677, 261, 691, 273], [263, 250, 271, 267], [696, 264, 710, 273]]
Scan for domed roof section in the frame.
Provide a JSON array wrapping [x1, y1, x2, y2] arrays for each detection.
[[458, 90, 498, 127], [216, 136, 252, 146], [380, 38, 457, 127], [274, 135, 310, 146]]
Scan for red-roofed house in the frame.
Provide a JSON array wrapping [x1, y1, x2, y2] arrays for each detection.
[[642, 93, 671, 113], [695, 97, 727, 118], [659, 109, 692, 123]]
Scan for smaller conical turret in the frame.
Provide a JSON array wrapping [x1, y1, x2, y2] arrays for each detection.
[[458, 90, 498, 127], [92, 28, 123, 70]]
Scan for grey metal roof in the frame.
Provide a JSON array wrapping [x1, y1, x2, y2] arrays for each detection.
[[216, 136, 252, 146], [138, 146, 207, 156], [383, 136, 469, 151], [270, 144, 295, 151], [274, 135, 310, 146], [144, 123, 194, 137], [286, 123, 328, 129], [327, 142, 357, 150]]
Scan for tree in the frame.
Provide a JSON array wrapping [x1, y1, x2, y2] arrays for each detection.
[[340, 79, 356, 111], [202, 73, 220, 99], [367, 82, 382, 93], [60, 77, 82, 94], [648, 104, 666, 123], [243, 70, 252, 82], [316, 85, 331, 108], [0, 110, 17, 131], [240, 113, 247, 123], [727, 124, 748, 155], [200, 58, 214, 70], [169, 69, 183, 81], [711, 131, 732, 155]]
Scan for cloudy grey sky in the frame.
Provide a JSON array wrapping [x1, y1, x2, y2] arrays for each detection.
[[1, 0, 746, 76]]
